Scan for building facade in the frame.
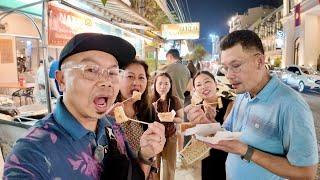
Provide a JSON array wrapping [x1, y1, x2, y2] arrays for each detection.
[[249, 6, 284, 66], [282, 0, 320, 69], [228, 6, 275, 32]]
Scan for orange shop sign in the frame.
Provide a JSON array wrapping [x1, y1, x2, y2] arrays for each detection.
[[48, 3, 93, 46]]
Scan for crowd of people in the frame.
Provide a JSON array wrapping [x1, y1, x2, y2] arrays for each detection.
[[1, 30, 318, 180]]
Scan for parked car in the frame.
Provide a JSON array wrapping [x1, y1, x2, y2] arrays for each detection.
[[270, 67, 285, 78], [281, 65, 320, 92]]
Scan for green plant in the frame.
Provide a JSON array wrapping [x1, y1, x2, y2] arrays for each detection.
[[274, 57, 281, 67], [101, 0, 107, 6], [190, 44, 207, 62], [145, 58, 157, 73]]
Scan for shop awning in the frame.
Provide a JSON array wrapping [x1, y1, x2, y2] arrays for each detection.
[[81, 0, 156, 29]]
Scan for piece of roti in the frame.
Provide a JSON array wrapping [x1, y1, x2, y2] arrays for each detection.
[[114, 106, 129, 123], [158, 110, 176, 122], [191, 92, 202, 105], [132, 91, 142, 101]]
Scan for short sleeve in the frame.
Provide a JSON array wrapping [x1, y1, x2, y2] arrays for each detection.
[[49, 60, 59, 79], [281, 102, 318, 166]]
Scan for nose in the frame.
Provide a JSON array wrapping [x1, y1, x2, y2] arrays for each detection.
[[225, 69, 235, 80], [96, 78, 112, 88]]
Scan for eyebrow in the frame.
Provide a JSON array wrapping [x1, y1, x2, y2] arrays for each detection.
[[222, 59, 242, 66], [125, 71, 146, 76]]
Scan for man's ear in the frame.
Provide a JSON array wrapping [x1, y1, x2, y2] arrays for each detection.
[[56, 70, 66, 92], [257, 54, 265, 69]]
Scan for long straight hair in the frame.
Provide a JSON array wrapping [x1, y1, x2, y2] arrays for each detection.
[[151, 72, 173, 103]]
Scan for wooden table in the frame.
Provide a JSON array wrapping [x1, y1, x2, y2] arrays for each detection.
[[0, 82, 35, 89]]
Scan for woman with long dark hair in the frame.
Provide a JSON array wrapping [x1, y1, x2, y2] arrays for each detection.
[[114, 59, 153, 152], [186, 71, 233, 180], [151, 72, 183, 180]]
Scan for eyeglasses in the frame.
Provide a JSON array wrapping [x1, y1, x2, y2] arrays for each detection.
[[62, 64, 123, 82], [220, 53, 260, 75], [220, 61, 247, 74]]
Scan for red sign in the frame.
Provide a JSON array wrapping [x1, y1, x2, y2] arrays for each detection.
[[295, 4, 301, 27], [48, 3, 93, 46]]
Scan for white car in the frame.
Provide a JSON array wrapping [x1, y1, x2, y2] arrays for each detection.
[[281, 65, 320, 92]]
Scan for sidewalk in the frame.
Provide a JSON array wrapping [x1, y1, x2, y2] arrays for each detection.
[[174, 155, 201, 180]]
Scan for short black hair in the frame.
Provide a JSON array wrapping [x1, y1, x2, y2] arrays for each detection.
[[166, 49, 180, 59], [220, 30, 264, 54]]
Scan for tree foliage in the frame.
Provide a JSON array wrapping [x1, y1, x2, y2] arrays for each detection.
[[101, 0, 107, 6], [130, 0, 170, 29], [190, 44, 207, 62]]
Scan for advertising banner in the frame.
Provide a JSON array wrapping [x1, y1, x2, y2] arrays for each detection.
[[161, 22, 200, 40], [48, 3, 93, 46]]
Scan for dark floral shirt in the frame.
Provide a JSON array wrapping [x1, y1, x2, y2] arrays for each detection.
[[4, 98, 130, 180]]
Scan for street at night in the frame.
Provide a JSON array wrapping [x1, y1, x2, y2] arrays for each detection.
[[1, 0, 320, 179]]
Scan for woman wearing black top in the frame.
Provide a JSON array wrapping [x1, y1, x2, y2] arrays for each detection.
[[186, 71, 233, 180]]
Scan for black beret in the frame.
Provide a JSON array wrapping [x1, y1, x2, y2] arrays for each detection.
[[58, 33, 136, 69]]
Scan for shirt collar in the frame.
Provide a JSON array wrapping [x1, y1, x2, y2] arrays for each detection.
[[53, 97, 106, 140], [247, 75, 279, 101]]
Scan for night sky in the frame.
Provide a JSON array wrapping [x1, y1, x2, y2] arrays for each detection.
[[186, 0, 282, 51]]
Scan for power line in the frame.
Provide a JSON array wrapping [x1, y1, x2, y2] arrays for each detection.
[[177, 0, 187, 22], [185, 0, 192, 22]]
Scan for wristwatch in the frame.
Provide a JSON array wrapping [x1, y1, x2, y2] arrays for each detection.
[[241, 145, 255, 162]]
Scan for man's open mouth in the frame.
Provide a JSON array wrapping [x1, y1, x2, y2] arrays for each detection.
[[93, 96, 108, 112]]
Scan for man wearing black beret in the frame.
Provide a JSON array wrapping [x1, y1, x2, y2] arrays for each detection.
[[4, 33, 165, 179]]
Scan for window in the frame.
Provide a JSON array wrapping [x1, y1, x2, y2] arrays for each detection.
[[287, 66, 300, 75]]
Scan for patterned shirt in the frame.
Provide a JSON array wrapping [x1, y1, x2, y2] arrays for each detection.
[[4, 98, 130, 179]]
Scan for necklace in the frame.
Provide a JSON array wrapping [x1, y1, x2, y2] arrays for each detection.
[[94, 144, 108, 162]]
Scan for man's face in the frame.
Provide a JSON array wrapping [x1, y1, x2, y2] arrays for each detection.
[[56, 50, 120, 120], [221, 44, 264, 95], [166, 54, 173, 63]]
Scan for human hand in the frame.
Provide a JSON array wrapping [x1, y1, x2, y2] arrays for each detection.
[[140, 122, 166, 159], [184, 104, 211, 125], [207, 139, 247, 156], [203, 103, 217, 122]]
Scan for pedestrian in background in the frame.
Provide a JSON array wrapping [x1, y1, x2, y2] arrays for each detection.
[[151, 72, 183, 180]]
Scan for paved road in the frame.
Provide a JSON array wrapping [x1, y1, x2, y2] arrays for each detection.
[[301, 91, 320, 150], [301, 91, 320, 179]]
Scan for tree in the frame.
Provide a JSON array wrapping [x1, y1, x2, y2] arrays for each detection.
[[130, 0, 170, 29], [273, 57, 282, 67], [190, 44, 207, 62], [100, 0, 108, 6]]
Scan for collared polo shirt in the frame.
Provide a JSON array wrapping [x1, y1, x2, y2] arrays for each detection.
[[223, 76, 318, 180]]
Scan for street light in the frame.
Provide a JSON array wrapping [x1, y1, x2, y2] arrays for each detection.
[[209, 33, 219, 61]]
